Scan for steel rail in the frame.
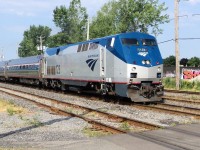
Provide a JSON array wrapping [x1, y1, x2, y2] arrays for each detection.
[[0, 87, 163, 133], [157, 103, 200, 114], [133, 103, 200, 119], [0, 87, 125, 134], [162, 96, 200, 105], [164, 89, 200, 95]]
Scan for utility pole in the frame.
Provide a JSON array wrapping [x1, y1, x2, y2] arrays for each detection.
[[37, 36, 45, 53], [87, 18, 90, 41], [0, 48, 4, 61], [174, 0, 180, 90]]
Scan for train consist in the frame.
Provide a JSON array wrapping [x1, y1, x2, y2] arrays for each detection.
[[0, 32, 164, 102]]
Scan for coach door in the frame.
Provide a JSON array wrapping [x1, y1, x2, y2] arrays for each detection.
[[100, 47, 106, 78], [40, 58, 47, 78]]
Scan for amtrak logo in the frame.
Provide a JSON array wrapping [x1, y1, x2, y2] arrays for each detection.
[[137, 48, 148, 57], [138, 52, 148, 57], [86, 59, 98, 71]]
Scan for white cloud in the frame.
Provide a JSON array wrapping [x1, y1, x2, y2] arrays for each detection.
[[0, 0, 67, 17], [0, 0, 107, 17]]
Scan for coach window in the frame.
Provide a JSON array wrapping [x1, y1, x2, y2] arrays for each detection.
[[121, 38, 138, 46]]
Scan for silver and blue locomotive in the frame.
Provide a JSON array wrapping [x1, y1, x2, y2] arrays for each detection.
[[0, 32, 164, 102]]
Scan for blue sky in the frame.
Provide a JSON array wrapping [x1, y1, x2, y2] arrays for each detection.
[[0, 0, 200, 60]]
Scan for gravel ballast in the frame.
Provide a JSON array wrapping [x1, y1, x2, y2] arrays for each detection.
[[0, 90, 89, 149], [0, 82, 199, 149]]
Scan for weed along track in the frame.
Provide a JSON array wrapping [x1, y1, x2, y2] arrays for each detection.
[[0, 87, 163, 135]]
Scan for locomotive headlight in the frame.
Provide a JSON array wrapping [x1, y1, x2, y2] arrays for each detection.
[[157, 67, 161, 72], [146, 60, 150, 65], [132, 67, 136, 71], [142, 60, 151, 65], [142, 60, 146, 64]]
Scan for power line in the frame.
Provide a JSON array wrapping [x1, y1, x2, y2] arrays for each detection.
[[179, 38, 200, 40], [158, 39, 174, 44], [158, 38, 200, 44]]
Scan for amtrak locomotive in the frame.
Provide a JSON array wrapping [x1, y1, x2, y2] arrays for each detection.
[[0, 32, 164, 102]]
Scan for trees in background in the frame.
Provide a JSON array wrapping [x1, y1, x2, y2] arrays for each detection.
[[18, 0, 88, 56], [52, 0, 88, 45], [18, 25, 51, 57], [187, 57, 200, 67], [90, 0, 169, 39], [164, 56, 200, 67], [180, 58, 188, 67], [18, 0, 169, 57], [163, 55, 175, 67]]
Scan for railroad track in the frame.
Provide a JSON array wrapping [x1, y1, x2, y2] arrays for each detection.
[[162, 96, 200, 105], [164, 89, 200, 95], [0, 86, 163, 135], [133, 103, 200, 119], [1, 82, 200, 122]]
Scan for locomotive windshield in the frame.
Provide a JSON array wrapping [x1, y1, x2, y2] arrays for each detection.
[[121, 38, 139, 46], [142, 39, 157, 46]]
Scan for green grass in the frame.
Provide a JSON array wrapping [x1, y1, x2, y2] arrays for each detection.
[[162, 77, 176, 89], [0, 100, 26, 116], [18, 115, 43, 127], [163, 77, 200, 92], [7, 107, 18, 116], [28, 117, 43, 127], [82, 127, 111, 137], [120, 122, 131, 131]]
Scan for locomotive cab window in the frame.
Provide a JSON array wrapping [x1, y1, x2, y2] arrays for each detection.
[[121, 38, 138, 46], [142, 39, 157, 46]]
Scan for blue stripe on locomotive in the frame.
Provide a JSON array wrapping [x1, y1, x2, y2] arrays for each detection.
[[45, 32, 163, 67]]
